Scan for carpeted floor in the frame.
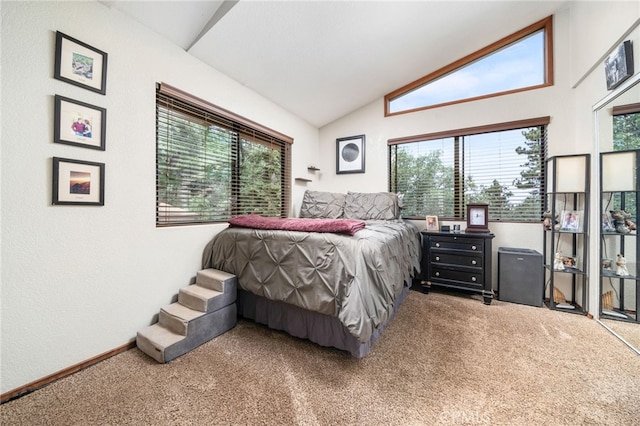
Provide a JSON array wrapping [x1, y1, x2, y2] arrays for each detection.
[[2, 289, 639, 425]]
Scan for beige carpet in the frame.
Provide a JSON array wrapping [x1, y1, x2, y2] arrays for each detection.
[[2, 290, 640, 425]]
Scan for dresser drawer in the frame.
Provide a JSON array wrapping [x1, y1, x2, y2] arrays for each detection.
[[430, 236, 484, 252], [431, 251, 483, 268], [430, 267, 484, 288]]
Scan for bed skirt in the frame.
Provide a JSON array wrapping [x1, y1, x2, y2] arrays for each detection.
[[236, 285, 411, 358]]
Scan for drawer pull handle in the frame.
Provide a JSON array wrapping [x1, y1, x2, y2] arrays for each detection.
[[435, 256, 440, 261], [435, 243, 440, 248], [471, 277, 477, 282], [435, 272, 440, 277], [471, 260, 477, 265], [471, 245, 477, 250]]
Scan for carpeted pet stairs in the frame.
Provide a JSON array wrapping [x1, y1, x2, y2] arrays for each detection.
[[136, 269, 237, 363]]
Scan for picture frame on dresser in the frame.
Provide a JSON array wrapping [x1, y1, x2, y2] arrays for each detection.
[[425, 215, 439, 231], [54, 31, 108, 95], [54, 95, 106, 150]]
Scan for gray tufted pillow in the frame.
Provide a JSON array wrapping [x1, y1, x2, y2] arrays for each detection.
[[299, 190, 346, 219], [343, 192, 400, 220]]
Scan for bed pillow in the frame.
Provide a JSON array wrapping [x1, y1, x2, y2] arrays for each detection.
[[299, 190, 346, 219], [343, 191, 400, 220]]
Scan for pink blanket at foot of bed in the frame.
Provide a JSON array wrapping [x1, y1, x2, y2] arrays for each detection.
[[229, 215, 366, 235]]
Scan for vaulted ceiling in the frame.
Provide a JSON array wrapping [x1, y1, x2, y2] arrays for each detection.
[[101, 1, 568, 127]]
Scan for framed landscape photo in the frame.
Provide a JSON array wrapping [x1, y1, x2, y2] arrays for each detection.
[[54, 95, 106, 150], [52, 157, 105, 206], [604, 40, 634, 91], [54, 31, 108, 95], [336, 134, 365, 174]]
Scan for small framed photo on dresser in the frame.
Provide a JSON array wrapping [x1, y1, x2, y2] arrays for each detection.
[[426, 215, 439, 231]]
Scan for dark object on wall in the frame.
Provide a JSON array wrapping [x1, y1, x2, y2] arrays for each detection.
[[52, 157, 105, 206], [336, 135, 365, 174], [498, 247, 543, 307], [605, 40, 634, 91], [54, 31, 108, 95], [54, 95, 106, 150]]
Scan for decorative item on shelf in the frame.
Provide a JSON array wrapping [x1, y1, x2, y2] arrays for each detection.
[[553, 252, 565, 271], [465, 202, 489, 233], [610, 209, 636, 234], [561, 254, 577, 269], [601, 290, 614, 310], [602, 258, 613, 271], [553, 286, 566, 304], [542, 210, 559, 230], [615, 253, 630, 276], [559, 210, 582, 232], [602, 212, 615, 232]]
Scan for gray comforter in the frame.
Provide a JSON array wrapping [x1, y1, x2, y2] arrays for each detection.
[[202, 219, 421, 343]]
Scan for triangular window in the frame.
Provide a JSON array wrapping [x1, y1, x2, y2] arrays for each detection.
[[385, 16, 553, 116]]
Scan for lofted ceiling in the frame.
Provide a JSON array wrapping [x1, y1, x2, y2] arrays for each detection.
[[101, 0, 568, 128]]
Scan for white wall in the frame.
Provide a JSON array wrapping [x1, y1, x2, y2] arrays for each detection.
[[0, 1, 318, 394], [316, 2, 639, 313]]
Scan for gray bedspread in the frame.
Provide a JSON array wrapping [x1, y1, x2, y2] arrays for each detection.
[[202, 219, 421, 343]]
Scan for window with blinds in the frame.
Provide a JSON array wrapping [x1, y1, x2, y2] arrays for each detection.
[[389, 117, 549, 222], [156, 83, 292, 226]]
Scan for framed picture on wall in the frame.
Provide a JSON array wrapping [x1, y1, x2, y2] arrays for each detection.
[[52, 157, 105, 206], [336, 134, 365, 174], [54, 31, 108, 95], [604, 40, 634, 91], [54, 95, 106, 150]]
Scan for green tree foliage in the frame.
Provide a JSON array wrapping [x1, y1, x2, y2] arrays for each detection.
[[393, 148, 454, 217], [613, 113, 640, 150]]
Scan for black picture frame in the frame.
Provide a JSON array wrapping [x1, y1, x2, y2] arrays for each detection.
[[54, 31, 108, 95], [54, 95, 106, 150], [605, 40, 634, 91], [336, 134, 365, 174], [52, 157, 105, 206]]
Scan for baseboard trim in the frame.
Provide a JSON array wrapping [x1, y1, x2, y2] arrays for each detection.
[[1, 340, 136, 404]]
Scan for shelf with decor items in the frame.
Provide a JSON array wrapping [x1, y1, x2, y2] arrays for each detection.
[[600, 149, 639, 324], [542, 154, 590, 314]]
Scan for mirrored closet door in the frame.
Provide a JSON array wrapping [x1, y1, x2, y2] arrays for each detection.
[[594, 72, 640, 353]]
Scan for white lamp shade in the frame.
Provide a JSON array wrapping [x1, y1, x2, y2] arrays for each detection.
[[555, 156, 587, 192], [602, 151, 636, 192]]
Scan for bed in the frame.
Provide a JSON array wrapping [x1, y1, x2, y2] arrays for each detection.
[[201, 190, 421, 357]]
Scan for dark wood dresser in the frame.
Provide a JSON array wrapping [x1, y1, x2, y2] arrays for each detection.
[[420, 231, 495, 304]]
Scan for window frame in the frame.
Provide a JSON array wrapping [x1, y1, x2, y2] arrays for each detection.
[[156, 82, 293, 227], [384, 16, 553, 117], [388, 116, 549, 222]]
